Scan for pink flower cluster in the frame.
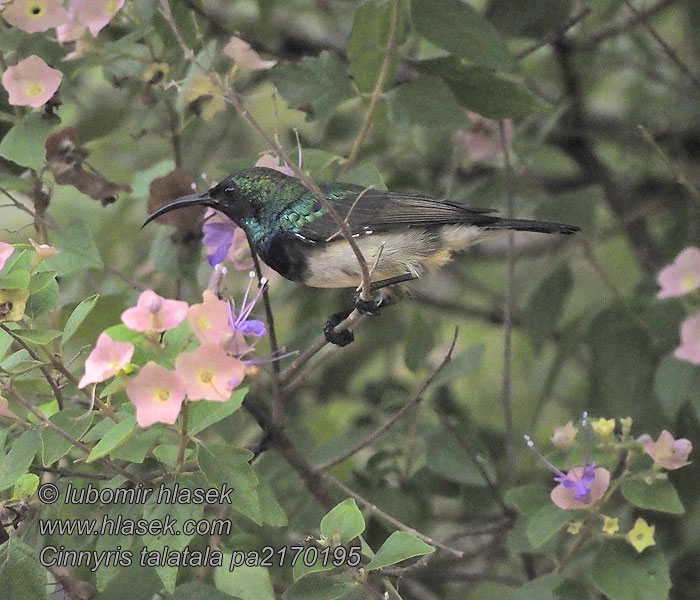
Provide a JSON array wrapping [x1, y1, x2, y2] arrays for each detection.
[[79, 284, 266, 427]]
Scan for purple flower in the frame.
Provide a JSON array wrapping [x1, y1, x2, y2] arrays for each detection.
[[228, 272, 267, 339], [554, 462, 596, 500]]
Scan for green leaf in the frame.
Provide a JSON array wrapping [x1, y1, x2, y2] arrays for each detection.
[[257, 480, 288, 527], [173, 582, 236, 600], [10, 328, 62, 345], [0, 536, 47, 600], [410, 0, 517, 71], [621, 478, 684, 514], [0, 112, 59, 169], [12, 473, 39, 499], [365, 531, 434, 570], [153, 443, 192, 468], [430, 343, 483, 386], [414, 58, 548, 118], [522, 263, 573, 353], [320, 498, 366, 545], [110, 427, 162, 463], [25, 276, 58, 319], [0, 428, 40, 491], [42, 405, 94, 466], [425, 428, 495, 486], [404, 310, 436, 371], [505, 485, 551, 517], [653, 355, 700, 420], [591, 539, 671, 600], [510, 573, 564, 600], [486, 0, 573, 38], [62, 294, 99, 346], [385, 75, 471, 129], [0, 270, 30, 290], [187, 388, 247, 435], [28, 271, 57, 293], [0, 349, 42, 374], [215, 564, 275, 600], [47, 220, 103, 276], [349, 0, 408, 93], [526, 503, 574, 548], [86, 414, 137, 463], [282, 574, 348, 600], [270, 51, 356, 118]]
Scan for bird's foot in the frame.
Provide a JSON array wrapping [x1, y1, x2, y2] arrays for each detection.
[[324, 310, 354, 346], [352, 290, 383, 316]]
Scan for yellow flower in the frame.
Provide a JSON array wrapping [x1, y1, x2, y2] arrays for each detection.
[[0, 289, 31, 322], [592, 417, 615, 437], [620, 416, 633, 437], [183, 74, 225, 121], [602, 516, 619, 535], [627, 518, 655, 553], [566, 520, 583, 535]]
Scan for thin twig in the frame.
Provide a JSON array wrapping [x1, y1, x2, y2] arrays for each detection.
[[104, 265, 148, 291], [176, 402, 188, 473], [344, 0, 401, 171], [515, 7, 591, 59], [314, 329, 458, 472], [322, 472, 464, 558], [33, 465, 112, 480]]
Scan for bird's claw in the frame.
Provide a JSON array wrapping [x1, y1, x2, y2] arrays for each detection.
[[353, 290, 383, 316], [324, 310, 354, 347]]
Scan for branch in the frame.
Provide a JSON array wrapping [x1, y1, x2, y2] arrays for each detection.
[[314, 329, 458, 472], [515, 7, 591, 59]]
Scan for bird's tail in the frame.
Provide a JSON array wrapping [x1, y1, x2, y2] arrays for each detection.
[[485, 218, 580, 235]]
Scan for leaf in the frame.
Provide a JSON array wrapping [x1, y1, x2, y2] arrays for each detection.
[[47, 220, 103, 276], [430, 343, 483, 386], [510, 573, 564, 600], [414, 58, 549, 118], [10, 328, 62, 346], [270, 51, 357, 118], [320, 498, 366, 545], [86, 414, 137, 463], [621, 479, 684, 514], [283, 574, 349, 600], [522, 263, 573, 353], [42, 405, 94, 466], [526, 503, 574, 548], [28, 271, 57, 293], [12, 473, 39, 498], [215, 564, 275, 600], [0, 349, 42, 374], [0, 270, 30, 290], [410, 0, 517, 71], [109, 427, 162, 463], [0, 536, 47, 600], [0, 428, 40, 491], [365, 531, 434, 570], [62, 294, 99, 346], [0, 112, 59, 169], [404, 310, 436, 371], [257, 480, 288, 527], [173, 582, 236, 600], [486, 0, 573, 38], [385, 75, 471, 129], [425, 429, 495, 486], [187, 387, 247, 435], [653, 355, 700, 420], [591, 539, 671, 600], [505, 485, 551, 517], [25, 276, 58, 319]]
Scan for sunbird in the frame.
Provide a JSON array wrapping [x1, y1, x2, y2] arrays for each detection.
[[145, 167, 579, 344]]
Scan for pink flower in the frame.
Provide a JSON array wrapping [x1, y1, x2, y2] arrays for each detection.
[[29, 238, 59, 265], [2, 55, 62, 108], [70, 0, 124, 37], [657, 247, 700, 298], [254, 153, 295, 177], [674, 313, 700, 364], [121, 290, 189, 333], [551, 421, 579, 448], [224, 36, 277, 71], [175, 343, 246, 401], [78, 332, 134, 388], [2, 0, 68, 33], [0, 242, 15, 271], [453, 113, 513, 162], [551, 465, 610, 510], [126, 362, 186, 427], [187, 289, 250, 353], [643, 430, 692, 470]]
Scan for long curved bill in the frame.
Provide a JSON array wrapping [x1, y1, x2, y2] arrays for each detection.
[[142, 191, 217, 228]]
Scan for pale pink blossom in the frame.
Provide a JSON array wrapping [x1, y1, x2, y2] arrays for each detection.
[[175, 343, 246, 401], [29, 238, 58, 265], [657, 247, 700, 298], [78, 333, 134, 388], [454, 113, 513, 162], [71, 0, 124, 36], [2, 0, 68, 33], [2, 55, 62, 108], [224, 36, 277, 71], [187, 289, 251, 353], [674, 313, 700, 364], [254, 153, 295, 177], [126, 362, 186, 427], [551, 421, 579, 448], [643, 430, 692, 470], [121, 290, 188, 333], [551, 466, 610, 510], [0, 242, 14, 271]]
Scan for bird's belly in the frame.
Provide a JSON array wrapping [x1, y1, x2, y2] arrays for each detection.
[[302, 229, 449, 288]]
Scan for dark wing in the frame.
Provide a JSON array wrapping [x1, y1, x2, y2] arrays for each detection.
[[294, 185, 499, 242]]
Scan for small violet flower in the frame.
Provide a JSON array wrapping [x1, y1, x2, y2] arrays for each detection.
[[674, 313, 700, 365], [627, 518, 656, 553], [0, 242, 15, 271], [2, 55, 62, 108], [175, 343, 246, 402], [126, 362, 186, 427], [202, 208, 254, 269], [121, 289, 189, 333], [642, 429, 692, 470], [551, 420, 578, 448], [78, 333, 134, 388], [656, 247, 700, 298], [228, 272, 267, 340], [2, 0, 68, 33], [224, 36, 277, 71]]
